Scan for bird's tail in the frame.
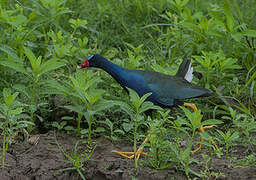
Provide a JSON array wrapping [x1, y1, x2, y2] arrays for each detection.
[[175, 56, 193, 82]]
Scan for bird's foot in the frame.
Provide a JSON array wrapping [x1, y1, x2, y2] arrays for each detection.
[[191, 125, 218, 154], [112, 147, 149, 160], [184, 102, 198, 112]]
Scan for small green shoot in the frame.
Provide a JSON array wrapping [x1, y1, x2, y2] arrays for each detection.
[[54, 131, 95, 180], [216, 130, 239, 157]]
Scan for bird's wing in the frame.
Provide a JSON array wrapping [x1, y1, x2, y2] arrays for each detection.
[[156, 97, 175, 106], [129, 70, 211, 107], [146, 72, 210, 100]]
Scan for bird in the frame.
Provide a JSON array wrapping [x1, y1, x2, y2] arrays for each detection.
[[78, 54, 218, 159]]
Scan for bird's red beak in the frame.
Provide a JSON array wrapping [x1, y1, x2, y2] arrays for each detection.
[[78, 59, 89, 69]]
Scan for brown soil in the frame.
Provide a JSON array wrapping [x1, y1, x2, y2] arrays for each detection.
[[0, 131, 255, 180]]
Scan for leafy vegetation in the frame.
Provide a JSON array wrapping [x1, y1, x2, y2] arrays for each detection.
[[0, 88, 33, 167], [0, 0, 255, 178]]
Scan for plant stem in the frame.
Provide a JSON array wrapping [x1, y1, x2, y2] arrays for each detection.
[[28, 78, 37, 132], [2, 129, 6, 168], [77, 114, 82, 136], [134, 114, 138, 169], [88, 114, 92, 144]]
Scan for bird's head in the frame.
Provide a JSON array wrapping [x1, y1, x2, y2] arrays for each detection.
[[78, 54, 97, 68]]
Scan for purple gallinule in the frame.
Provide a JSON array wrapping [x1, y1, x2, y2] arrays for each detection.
[[79, 54, 218, 159]]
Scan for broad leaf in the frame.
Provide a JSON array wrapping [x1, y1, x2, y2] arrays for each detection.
[[38, 58, 65, 76], [127, 88, 141, 110], [139, 101, 161, 114], [24, 47, 40, 71], [10, 107, 23, 115], [202, 119, 223, 126], [0, 60, 29, 75], [64, 105, 84, 115], [0, 44, 21, 61]]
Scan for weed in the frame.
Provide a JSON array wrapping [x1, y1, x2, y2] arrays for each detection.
[[48, 70, 113, 143], [116, 88, 161, 169], [0, 88, 33, 168], [54, 131, 95, 180]]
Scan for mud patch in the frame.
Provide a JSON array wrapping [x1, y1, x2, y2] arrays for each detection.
[[0, 131, 255, 179]]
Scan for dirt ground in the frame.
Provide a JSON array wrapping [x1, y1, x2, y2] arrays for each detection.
[[0, 131, 255, 180]]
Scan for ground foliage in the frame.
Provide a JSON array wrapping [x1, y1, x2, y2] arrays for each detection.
[[0, 0, 255, 179]]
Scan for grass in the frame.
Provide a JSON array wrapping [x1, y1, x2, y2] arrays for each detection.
[[0, 0, 255, 178]]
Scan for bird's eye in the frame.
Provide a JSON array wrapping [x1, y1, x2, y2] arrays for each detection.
[[88, 54, 95, 61]]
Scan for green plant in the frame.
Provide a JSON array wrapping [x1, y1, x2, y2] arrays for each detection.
[[214, 105, 256, 146], [199, 154, 225, 179], [0, 45, 65, 131], [116, 88, 161, 169], [173, 106, 222, 177], [147, 109, 175, 169], [54, 131, 95, 180], [193, 50, 241, 89], [124, 43, 145, 69], [52, 121, 67, 131], [49, 70, 113, 143], [0, 88, 33, 168], [234, 153, 256, 167], [98, 118, 125, 141], [216, 129, 239, 157]]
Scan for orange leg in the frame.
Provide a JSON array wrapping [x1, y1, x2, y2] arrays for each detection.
[[184, 103, 218, 153], [112, 133, 152, 160]]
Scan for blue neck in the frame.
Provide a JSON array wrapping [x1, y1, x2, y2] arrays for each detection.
[[95, 57, 128, 86]]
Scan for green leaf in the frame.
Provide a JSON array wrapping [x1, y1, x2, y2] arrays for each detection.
[[8, 14, 27, 27], [4, 92, 19, 107], [93, 100, 115, 112], [13, 84, 29, 98], [114, 129, 125, 135], [61, 116, 73, 120], [3, 88, 11, 100], [52, 122, 60, 128], [94, 127, 105, 133], [127, 88, 141, 110], [99, 119, 113, 129], [64, 126, 76, 131], [122, 122, 133, 132], [0, 44, 21, 61], [201, 119, 223, 126], [38, 58, 65, 76], [223, 0, 234, 31], [241, 29, 256, 38], [114, 101, 134, 118], [181, 0, 189, 7], [140, 92, 152, 105], [180, 106, 193, 122], [64, 105, 84, 115], [139, 101, 161, 114], [231, 32, 243, 42], [17, 120, 34, 126], [0, 60, 29, 75], [60, 121, 67, 127], [230, 131, 239, 141], [10, 107, 23, 115], [216, 129, 226, 138], [200, 18, 209, 31], [199, 131, 212, 141], [180, 106, 202, 131], [24, 47, 40, 71]]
